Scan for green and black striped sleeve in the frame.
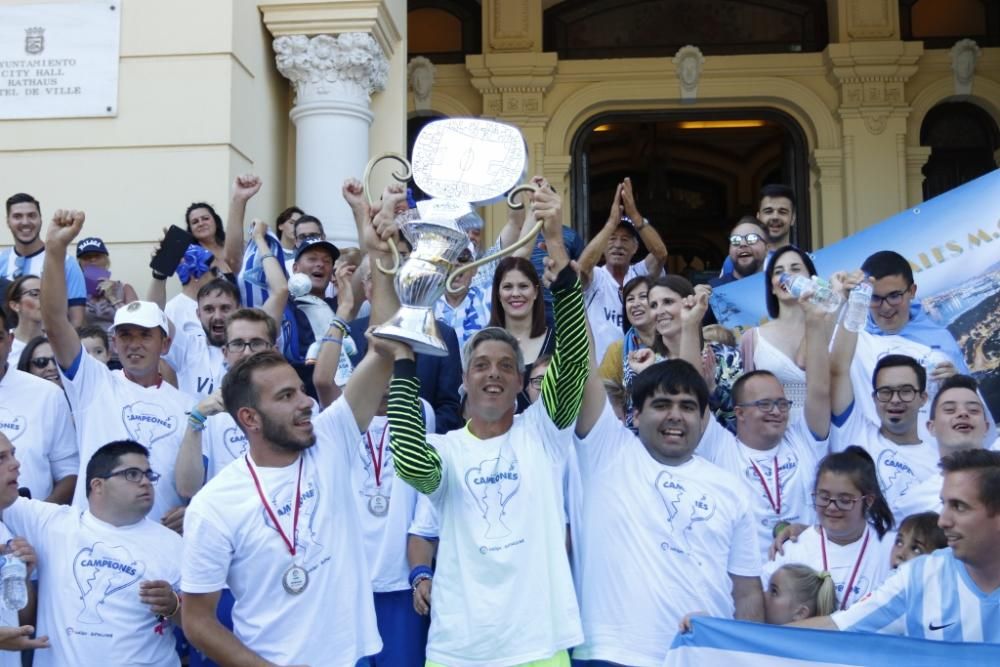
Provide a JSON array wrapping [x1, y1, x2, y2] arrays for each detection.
[[540, 265, 590, 429], [387, 359, 442, 494]]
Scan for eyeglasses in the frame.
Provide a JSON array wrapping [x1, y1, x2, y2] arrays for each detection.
[[729, 233, 763, 247], [99, 467, 160, 484], [737, 398, 793, 413], [528, 376, 544, 389], [224, 338, 273, 354], [29, 356, 56, 369], [873, 385, 919, 403], [17, 288, 41, 300], [812, 493, 867, 511], [870, 290, 907, 308]]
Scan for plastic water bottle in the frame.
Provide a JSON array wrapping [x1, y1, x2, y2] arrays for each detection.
[[843, 282, 873, 332], [779, 274, 843, 312], [923, 344, 944, 398], [0, 554, 27, 611]]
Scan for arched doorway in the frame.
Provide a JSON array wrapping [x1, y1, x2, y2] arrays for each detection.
[[570, 108, 811, 280], [920, 101, 1000, 200]]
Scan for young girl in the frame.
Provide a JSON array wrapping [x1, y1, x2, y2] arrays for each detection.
[[764, 564, 838, 624], [890, 511, 947, 569], [762, 446, 896, 610]]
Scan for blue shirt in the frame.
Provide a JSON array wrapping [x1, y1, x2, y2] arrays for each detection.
[[0, 246, 86, 306]]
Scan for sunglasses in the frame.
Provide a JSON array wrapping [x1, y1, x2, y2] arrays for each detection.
[[729, 233, 763, 247], [30, 356, 56, 369]]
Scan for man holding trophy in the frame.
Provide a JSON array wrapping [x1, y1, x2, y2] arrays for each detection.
[[385, 172, 589, 666]]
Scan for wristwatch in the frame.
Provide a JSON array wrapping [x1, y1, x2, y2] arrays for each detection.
[[633, 217, 649, 231]]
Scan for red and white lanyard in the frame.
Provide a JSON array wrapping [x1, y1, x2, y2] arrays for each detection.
[[366, 425, 388, 488], [820, 525, 871, 610], [748, 456, 781, 515], [246, 455, 303, 557]]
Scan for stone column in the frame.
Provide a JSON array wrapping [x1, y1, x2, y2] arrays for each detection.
[[905, 146, 932, 207], [274, 33, 388, 250]]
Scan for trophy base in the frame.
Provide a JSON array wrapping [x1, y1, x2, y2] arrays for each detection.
[[373, 305, 449, 357]]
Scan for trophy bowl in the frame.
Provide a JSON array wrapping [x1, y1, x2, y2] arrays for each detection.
[[370, 118, 534, 356]]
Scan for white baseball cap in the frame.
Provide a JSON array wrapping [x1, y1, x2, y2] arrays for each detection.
[[112, 301, 170, 336]]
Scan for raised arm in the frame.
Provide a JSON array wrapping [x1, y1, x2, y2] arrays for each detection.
[[341, 186, 404, 432], [39, 211, 85, 368], [313, 264, 355, 409], [577, 182, 623, 286], [251, 220, 289, 323], [222, 174, 262, 272], [803, 295, 837, 440], [829, 271, 866, 417], [533, 182, 589, 430], [175, 391, 225, 499], [621, 177, 668, 275]]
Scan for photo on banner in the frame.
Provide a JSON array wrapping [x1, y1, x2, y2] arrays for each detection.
[[711, 169, 1000, 423]]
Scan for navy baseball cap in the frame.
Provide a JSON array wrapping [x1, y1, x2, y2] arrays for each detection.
[[76, 237, 109, 257], [294, 237, 340, 263]]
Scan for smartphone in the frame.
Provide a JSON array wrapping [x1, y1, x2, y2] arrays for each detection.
[[150, 225, 195, 277]]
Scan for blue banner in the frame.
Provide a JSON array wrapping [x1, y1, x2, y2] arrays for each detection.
[[711, 169, 1000, 422], [665, 617, 1000, 666]]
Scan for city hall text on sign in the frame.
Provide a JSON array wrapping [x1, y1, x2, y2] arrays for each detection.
[[0, 2, 120, 119]]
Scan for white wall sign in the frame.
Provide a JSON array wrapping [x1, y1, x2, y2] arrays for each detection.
[[0, 1, 120, 119]]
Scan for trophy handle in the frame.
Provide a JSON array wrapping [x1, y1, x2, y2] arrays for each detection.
[[445, 184, 543, 294], [363, 153, 412, 275]]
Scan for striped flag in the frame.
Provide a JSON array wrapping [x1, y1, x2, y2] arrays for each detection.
[[665, 617, 1000, 666]]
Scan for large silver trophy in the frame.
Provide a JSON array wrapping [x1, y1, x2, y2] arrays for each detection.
[[365, 119, 542, 356]]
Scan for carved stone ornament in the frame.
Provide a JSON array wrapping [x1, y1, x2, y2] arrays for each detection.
[[408, 56, 435, 111], [673, 45, 705, 101], [864, 112, 888, 135], [950, 38, 980, 96], [274, 33, 389, 105]]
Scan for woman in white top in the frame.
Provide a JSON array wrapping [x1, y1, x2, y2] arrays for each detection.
[[764, 446, 896, 611], [5, 274, 43, 366], [740, 246, 818, 423]]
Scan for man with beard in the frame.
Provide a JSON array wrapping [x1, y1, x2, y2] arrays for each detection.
[[162, 221, 288, 402], [1, 192, 87, 326], [720, 184, 798, 277], [180, 186, 404, 666]]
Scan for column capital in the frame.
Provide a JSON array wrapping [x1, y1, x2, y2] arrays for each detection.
[[274, 33, 388, 108], [260, 0, 400, 58]]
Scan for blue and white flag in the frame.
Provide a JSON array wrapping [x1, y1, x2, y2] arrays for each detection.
[[666, 617, 1000, 667], [711, 168, 1000, 422]]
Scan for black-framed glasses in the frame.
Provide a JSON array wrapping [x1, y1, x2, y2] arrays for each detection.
[[812, 493, 866, 511], [873, 385, 918, 403], [738, 398, 793, 413], [729, 233, 763, 247], [224, 338, 273, 354], [528, 376, 544, 389], [99, 467, 160, 484], [870, 290, 907, 308], [29, 356, 56, 369]]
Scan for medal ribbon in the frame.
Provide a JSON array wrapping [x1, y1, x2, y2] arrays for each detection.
[[366, 425, 388, 487], [820, 525, 871, 611], [748, 456, 781, 515], [246, 455, 303, 556]]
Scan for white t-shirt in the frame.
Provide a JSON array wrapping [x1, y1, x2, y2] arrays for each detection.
[[696, 415, 829, 562], [5, 338, 24, 367], [830, 403, 940, 520], [762, 525, 895, 610], [832, 548, 1000, 642], [584, 262, 651, 358], [162, 326, 226, 402], [0, 368, 78, 500], [0, 522, 20, 667], [61, 349, 188, 522], [164, 293, 199, 338], [351, 405, 434, 593], [3, 499, 181, 667], [182, 397, 381, 666], [892, 471, 944, 520], [422, 399, 583, 667], [572, 402, 761, 667]]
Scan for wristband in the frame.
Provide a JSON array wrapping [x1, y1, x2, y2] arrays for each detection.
[[152, 270, 167, 281], [328, 316, 350, 337], [408, 565, 433, 588], [260, 253, 276, 261], [772, 521, 791, 539], [157, 590, 181, 622], [188, 408, 208, 432], [321, 336, 343, 346]]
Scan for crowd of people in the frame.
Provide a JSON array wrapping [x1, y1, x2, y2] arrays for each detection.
[[0, 173, 998, 667]]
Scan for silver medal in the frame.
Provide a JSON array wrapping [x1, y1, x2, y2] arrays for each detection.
[[367, 494, 389, 517], [282, 564, 309, 595]]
